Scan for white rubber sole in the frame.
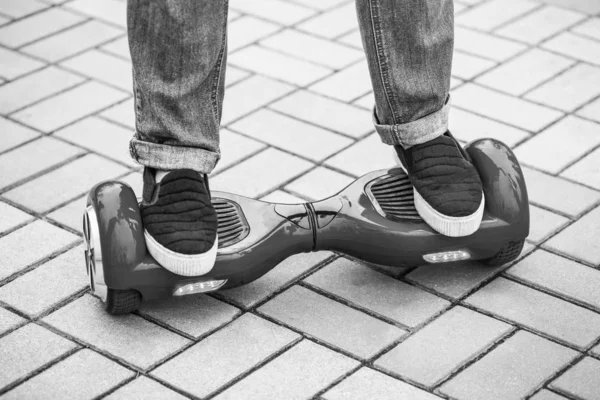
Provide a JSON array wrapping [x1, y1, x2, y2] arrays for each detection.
[[144, 230, 218, 276]]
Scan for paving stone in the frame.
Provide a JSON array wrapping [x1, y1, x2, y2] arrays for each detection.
[[376, 307, 512, 388], [211, 148, 313, 198], [44, 295, 190, 369], [292, 0, 347, 11], [104, 376, 188, 400], [0, 0, 47, 18], [297, 3, 357, 39], [0, 220, 78, 281], [507, 249, 600, 311], [260, 190, 306, 204], [544, 205, 600, 266], [3, 154, 129, 212], [12, 81, 129, 132], [0, 8, 83, 48], [530, 389, 569, 400], [66, 0, 127, 27], [0, 117, 39, 153], [221, 76, 293, 125], [61, 49, 132, 92], [0, 47, 45, 80], [352, 91, 373, 109], [305, 258, 449, 327], [215, 340, 359, 400], [515, 116, 600, 174], [337, 29, 363, 50], [309, 61, 371, 102], [572, 17, 600, 41], [452, 51, 496, 80], [230, 109, 351, 162], [526, 64, 600, 112], [475, 49, 574, 96], [0, 246, 87, 317], [497, 5, 586, 44], [262, 29, 363, 69], [0, 202, 33, 235], [527, 205, 570, 243], [523, 166, 600, 218], [259, 285, 406, 359], [465, 277, 600, 348], [138, 294, 241, 338], [0, 307, 25, 336], [229, 16, 280, 52], [46, 195, 88, 233], [0, 66, 85, 114], [439, 331, 577, 400], [593, 344, 600, 357], [562, 147, 600, 190], [21, 20, 122, 62], [220, 252, 332, 308], [456, 0, 539, 31], [455, 26, 527, 62], [577, 97, 600, 123], [152, 313, 300, 398], [449, 107, 530, 147], [229, 45, 331, 86], [270, 90, 373, 138], [224, 66, 250, 88], [3, 349, 134, 400], [286, 167, 354, 201], [550, 357, 600, 400], [213, 129, 266, 174], [0, 323, 77, 388], [323, 368, 440, 400], [100, 98, 135, 129], [230, 0, 314, 25], [100, 36, 130, 61], [54, 116, 136, 166], [540, 0, 600, 14], [543, 32, 600, 66], [325, 133, 396, 177]]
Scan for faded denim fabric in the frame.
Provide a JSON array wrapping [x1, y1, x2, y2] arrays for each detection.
[[127, 0, 453, 172]]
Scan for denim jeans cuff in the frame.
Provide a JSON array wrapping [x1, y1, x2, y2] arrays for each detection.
[[373, 97, 451, 148], [129, 138, 220, 173]]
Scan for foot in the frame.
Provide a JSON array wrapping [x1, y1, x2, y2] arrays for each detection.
[[394, 132, 484, 237], [140, 169, 218, 276]]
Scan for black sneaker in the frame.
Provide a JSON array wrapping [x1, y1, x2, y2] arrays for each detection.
[[140, 168, 218, 276], [394, 132, 484, 237]]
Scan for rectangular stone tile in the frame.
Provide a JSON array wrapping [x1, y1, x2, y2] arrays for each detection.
[[259, 285, 406, 359], [286, 167, 354, 201], [220, 252, 332, 308], [221, 76, 293, 125], [138, 295, 241, 338], [338, 29, 362, 50], [0, 246, 87, 317], [323, 368, 440, 400], [260, 190, 306, 204], [562, 147, 600, 190], [543, 32, 600, 66], [550, 357, 600, 400], [496, 6, 586, 44], [0, 47, 45, 80], [0, 324, 77, 388], [229, 45, 331, 86], [0, 66, 85, 114], [376, 307, 512, 388], [0, 8, 83, 48], [465, 277, 600, 348], [325, 133, 396, 177], [66, 0, 126, 27], [215, 340, 359, 400], [100, 36, 130, 61], [439, 331, 577, 400], [3, 154, 130, 212], [530, 389, 569, 400], [46, 195, 87, 233], [309, 61, 371, 102], [0, 307, 25, 336], [105, 376, 187, 400], [229, 16, 280, 52], [523, 166, 600, 217], [100, 98, 135, 129], [230, 0, 314, 25], [452, 51, 496, 80], [0, 137, 83, 190], [12, 81, 129, 132], [455, 27, 526, 62], [541, 0, 600, 13], [475, 49, 574, 96], [456, 0, 539, 31], [22, 20, 122, 62], [54, 117, 135, 166], [297, 3, 357, 38], [573, 18, 600, 41], [527, 205, 570, 243], [0, 117, 39, 153], [270, 90, 373, 138], [213, 129, 266, 174], [305, 258, 450, 327], [507, 250, 600, 311], [452, 83, 563, 132], [44, 295, 190, 369], [577, 96, 600, 123], [0, 220, 79, 281], [292, 0, 347, 10], [211, 148, 313, 198], [0, 202, 33, 235], [224, 66, 249, 88], [3, 349, 134, 400], [230, 109, 351, 162], [449, 108, 530, 147], [0, 0, 47, 18], [526, 64, 600, 112], [152, 313, 300, 398], [60, 50, 132, 92], [544, 205, 600, 265]]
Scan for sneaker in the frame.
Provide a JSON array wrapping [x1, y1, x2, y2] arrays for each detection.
[[394, 132, 484, 237], [140, 168, 218, 276]]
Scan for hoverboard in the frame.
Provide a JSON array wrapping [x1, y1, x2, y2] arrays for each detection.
[[83, 139, 529, 314]]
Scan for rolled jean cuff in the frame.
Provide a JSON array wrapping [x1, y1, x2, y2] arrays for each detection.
[[129, 138, 220, 173], [373, 97, 451, 148]]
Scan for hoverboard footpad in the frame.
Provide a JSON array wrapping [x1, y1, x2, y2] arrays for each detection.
[[214, 198, 249, 248], [367, 172, 421, 221]]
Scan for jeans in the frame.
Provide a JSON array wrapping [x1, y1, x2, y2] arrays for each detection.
[[127, 0, 454, 173]]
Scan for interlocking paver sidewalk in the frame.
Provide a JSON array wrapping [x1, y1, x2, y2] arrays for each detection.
[[1, 0, 600, 398]]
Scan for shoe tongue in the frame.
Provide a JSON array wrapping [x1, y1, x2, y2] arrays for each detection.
[[155, 170, 171, 183]]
